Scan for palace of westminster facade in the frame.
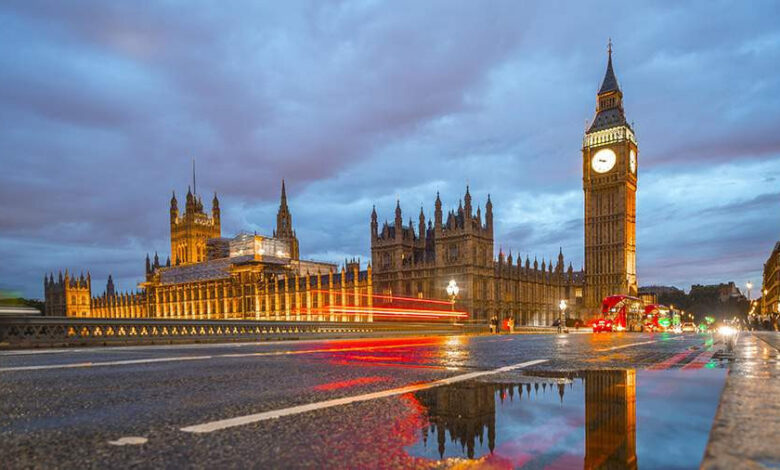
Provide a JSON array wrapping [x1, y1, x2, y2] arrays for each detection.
[[44, 47, 638, 325]]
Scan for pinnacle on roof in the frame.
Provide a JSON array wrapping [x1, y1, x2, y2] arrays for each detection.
[[598, 39, 620, 95]]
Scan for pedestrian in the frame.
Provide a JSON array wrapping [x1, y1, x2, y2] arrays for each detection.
[[508, 316, 515, 334]]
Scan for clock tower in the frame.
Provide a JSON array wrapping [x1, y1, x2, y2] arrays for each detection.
[[583, 43, 638, 311]]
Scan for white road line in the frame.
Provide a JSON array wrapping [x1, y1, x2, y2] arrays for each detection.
[[180, 358, 548, 434], [0, 355, 212, 372], [595, 340, 658, 352], [0, 341, 447, 373], [0, 348, 90, 356]]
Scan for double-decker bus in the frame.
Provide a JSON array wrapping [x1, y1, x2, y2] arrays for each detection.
[[592, 295, 643, 332], [642, 304, 672, 331]]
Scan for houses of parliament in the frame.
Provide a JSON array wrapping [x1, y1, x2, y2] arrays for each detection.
[[44, 46, 638, 324]]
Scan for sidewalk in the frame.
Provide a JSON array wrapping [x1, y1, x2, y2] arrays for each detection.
[[701, 331, 780, 469]]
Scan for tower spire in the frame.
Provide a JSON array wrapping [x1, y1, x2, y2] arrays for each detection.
[[598, 39, 620, 95], [192, 158, 196, 196]]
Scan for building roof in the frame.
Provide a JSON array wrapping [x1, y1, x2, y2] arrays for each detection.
[[158, 255, 287, 285], [598, 52, 620, 95], [588, 107, 627, 133]]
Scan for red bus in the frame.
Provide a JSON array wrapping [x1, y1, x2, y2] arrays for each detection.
[[593, 295, 643, 332], [642, 304, 671, 332]]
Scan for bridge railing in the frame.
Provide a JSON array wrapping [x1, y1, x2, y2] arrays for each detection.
[[0, 316, 484, 348]]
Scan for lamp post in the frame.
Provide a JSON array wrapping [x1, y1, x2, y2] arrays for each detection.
[[558, 299, 567, 334], [446, 279, 459, 313]]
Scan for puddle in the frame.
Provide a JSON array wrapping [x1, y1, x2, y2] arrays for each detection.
[[404, 368, 727, 468]]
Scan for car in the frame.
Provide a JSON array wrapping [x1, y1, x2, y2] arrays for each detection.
[[681, 322, 697, 333], [592, 318, 613, 333]]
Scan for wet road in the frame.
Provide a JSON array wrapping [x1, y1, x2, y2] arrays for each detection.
[[0, 332, 726, 469]]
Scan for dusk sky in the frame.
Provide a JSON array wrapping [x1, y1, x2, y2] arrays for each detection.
[[2, 1, 779, 299]]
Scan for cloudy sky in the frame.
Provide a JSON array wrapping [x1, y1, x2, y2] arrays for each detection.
[[2, 1, 779, 299]]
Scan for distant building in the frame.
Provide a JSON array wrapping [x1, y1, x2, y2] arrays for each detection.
[[43, 271, 91, 317], [639, 285, 684, 296], [45, 182, 371, 320], [688, 282, 745, 303], [762, 241, 780, 316], [371, 188, 583, 325]]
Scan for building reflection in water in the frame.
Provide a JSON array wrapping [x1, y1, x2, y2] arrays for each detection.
[[412, 369, 637, 468], [584, 369, 637, 470]]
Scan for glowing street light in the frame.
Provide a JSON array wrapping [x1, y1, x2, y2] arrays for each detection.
[[558, 299, 567, 334], [446, 279, 459, 312]]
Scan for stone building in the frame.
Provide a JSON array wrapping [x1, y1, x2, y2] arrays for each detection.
[[370, 188, 583, 325], [762, 241, 780, 316], [43, 271, 92, 317], [170, 189, 221, 265], [45, 183, 372, 321]]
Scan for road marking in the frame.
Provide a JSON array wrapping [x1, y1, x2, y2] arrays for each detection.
[[681, 350, 715, 370], [595, 340, 657, 352], [0, 348, 89, 356], [108, 436, 147, 446], [647, 350, 696, 370], [0, 340, 447, 373], [0, 355, 213, 372], [181, 358, 548, 434]]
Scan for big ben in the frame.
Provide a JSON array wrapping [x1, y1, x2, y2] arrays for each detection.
[[583, 42, 638, 312]]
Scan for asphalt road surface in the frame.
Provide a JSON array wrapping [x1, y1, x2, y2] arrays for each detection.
[[1, 332, 724, 469]]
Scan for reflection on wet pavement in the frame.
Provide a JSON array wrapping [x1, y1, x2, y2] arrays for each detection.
[[405, 368, 726, 469]]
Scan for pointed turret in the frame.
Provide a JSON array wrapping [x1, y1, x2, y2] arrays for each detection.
[[557, 247, 564, 272], [434, 192, 443, 229], [186, 186, 194, 212], [170, 191, 178, 223], [418, 206, 425, 240], [370, 205, 378, 238], [212, 192, 220, 220], [485, 194, 493, 232], [106, 274, 115, 297], [394, 200, 402, 234], [464, 185, 472, 218]]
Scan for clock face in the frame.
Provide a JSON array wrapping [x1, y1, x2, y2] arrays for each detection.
[[591, 148, 617, 173], [630, 149, 637, 173]]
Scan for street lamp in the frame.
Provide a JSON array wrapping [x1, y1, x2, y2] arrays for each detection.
[[446, 279, 459, 312], [558, 299, 567, 334]]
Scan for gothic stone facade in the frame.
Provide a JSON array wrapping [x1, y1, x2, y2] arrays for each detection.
[[45, 183, 371, 320], [370, 188, 583, 325]]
